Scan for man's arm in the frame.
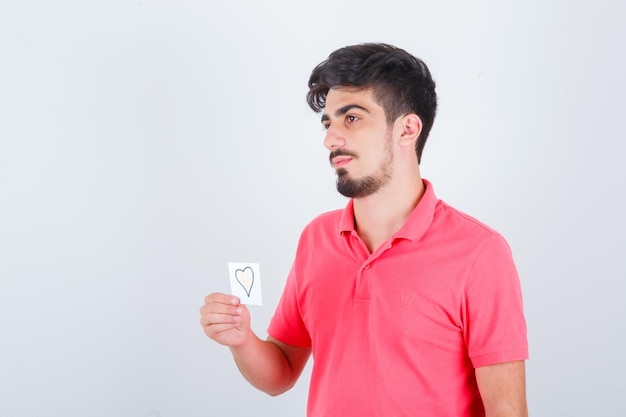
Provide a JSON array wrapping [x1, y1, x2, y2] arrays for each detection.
[[231, 334, 311, 396], [475, 360, 528, 417], [200, 293, 311, 396]]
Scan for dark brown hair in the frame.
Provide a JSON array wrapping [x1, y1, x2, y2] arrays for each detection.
[[307, 43, 437, 163]]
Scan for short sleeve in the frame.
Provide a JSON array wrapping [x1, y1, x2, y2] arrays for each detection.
[[267, 262, 312, 348], [463, 233, 529, 368]]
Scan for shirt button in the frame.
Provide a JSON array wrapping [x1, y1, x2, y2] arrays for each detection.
[[363, 264, 371, 270]]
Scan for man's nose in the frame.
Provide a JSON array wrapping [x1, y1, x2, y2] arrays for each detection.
[[323, 125, 346, 150]]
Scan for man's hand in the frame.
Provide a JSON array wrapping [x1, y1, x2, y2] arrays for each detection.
[[199, 293, 251, 347], [199, 292, 311, 396]]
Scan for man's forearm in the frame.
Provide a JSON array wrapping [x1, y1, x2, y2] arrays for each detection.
[[230, 333, 299, 396]]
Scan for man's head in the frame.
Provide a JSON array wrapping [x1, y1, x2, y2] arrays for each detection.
[[307, 43, 437, 164]]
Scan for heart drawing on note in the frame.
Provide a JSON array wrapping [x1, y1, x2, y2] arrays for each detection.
[[235, 266, 255, 297]]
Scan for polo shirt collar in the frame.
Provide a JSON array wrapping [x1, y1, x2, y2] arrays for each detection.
[[338, 179, 438, 243]]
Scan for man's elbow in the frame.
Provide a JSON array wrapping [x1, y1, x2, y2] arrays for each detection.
[[264, 380, 296, 397]]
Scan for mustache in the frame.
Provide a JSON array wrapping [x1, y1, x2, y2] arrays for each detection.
[[329, 149, 358, 165]]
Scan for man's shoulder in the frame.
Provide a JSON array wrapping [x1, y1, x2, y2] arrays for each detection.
[[293, 208, 345, 254], [304, 207, 344, 231], [434, 199, 501, 239], [431, 200, 515, 266]]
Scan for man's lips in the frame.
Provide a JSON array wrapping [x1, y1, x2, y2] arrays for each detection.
[[331, 155, 353, 169], [329, 150, 357, 169]]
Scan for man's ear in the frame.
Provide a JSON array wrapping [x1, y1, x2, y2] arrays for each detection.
[[397, 114, 422, 147]]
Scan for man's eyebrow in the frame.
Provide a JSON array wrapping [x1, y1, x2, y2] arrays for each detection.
[[321, 104, 371, 123]]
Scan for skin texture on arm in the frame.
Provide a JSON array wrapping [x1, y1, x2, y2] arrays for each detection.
[[231, 335, 311, 396], [200, 293, 311, 396], [475, 360, 528, 417]]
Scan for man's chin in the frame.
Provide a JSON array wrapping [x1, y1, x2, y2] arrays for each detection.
[[336, 177, 365, 198]]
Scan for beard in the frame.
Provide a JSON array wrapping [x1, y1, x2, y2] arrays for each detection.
[[333, 134, 393, 198], [336, 169, 391, 198]]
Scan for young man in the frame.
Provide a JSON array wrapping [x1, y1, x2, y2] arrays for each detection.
[[200, 43, 528, 417]]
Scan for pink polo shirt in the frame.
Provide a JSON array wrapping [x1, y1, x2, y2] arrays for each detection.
[[268, 180, 528, 417]]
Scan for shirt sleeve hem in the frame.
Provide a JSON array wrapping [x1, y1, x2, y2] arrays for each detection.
[[267, 326, 312, 349], [471, 348, 529, 368]]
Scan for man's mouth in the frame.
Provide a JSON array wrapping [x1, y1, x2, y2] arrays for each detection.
[[329, 150, 356, 169], [331, 155, 353, 169]]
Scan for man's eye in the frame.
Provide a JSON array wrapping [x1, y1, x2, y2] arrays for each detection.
[[346, 115, 359, 123], [322, 123, 331, 130]]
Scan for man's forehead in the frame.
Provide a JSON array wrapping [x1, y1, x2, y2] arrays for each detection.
[[324, 87, 380, 114], [326, 86, 373, 101]]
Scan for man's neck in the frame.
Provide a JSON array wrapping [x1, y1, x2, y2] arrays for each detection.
[[353, 175, 426, 253]]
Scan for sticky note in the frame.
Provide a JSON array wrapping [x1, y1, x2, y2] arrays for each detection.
[[228, 262, 262, 305]]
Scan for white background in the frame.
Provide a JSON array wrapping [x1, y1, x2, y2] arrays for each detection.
[[1, 1, 625, 416]]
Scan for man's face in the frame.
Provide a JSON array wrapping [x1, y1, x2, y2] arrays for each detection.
[[321, 87, 394, 198]]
